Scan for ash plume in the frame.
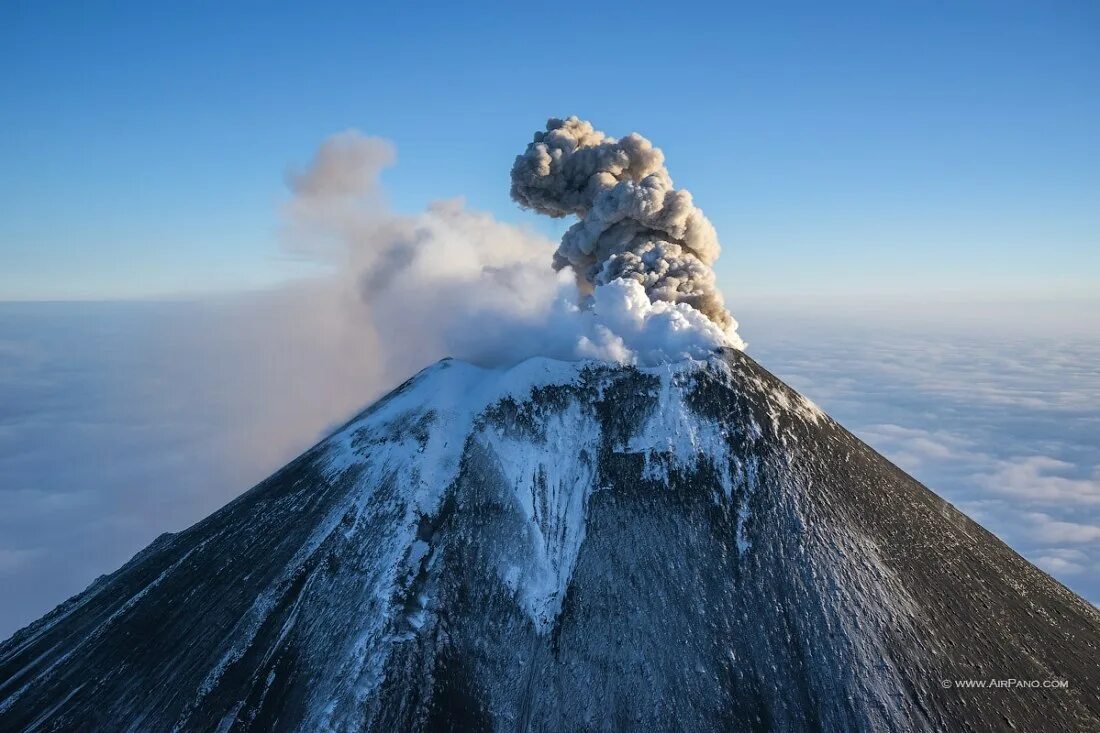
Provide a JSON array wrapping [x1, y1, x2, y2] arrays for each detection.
[[153, 121, 746, 474], [511, 116, 741, 343], [10, 123, 750, 589]]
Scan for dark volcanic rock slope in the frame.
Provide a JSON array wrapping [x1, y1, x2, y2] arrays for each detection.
[[1, 350, 1098, 732]]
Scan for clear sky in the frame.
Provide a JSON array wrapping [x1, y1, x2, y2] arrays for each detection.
[[1, 0, 1097, 301]]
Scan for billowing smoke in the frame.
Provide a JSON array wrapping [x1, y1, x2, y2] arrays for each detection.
[[275, 118, 742, 376], [511, 116, 742, 344], [135, 120, 744, 481]]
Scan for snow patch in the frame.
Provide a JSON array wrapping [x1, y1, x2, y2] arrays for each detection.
[[626, 361, 735, 498], [480, 400, 600, 632]]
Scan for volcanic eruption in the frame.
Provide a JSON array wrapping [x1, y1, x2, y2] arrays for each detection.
[[1, 119, 1097, 732]]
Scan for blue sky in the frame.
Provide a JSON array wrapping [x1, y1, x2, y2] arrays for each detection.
[[2, 1, 1097, 300]]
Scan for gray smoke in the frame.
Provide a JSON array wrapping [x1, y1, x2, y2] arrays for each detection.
[[272, 124, 743, 376], [511, 116, 740, 341]]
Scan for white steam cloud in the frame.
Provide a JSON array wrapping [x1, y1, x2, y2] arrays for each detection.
[[280, 117, 742, 380], [141, 119, 744, 474]]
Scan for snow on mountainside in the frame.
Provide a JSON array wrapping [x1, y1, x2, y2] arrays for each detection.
[[1, 349, 1099, 732]]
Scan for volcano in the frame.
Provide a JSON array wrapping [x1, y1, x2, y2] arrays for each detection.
[[1, 350, 1098, 731]]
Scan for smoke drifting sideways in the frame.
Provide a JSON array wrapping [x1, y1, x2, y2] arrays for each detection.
[[281, 119, 742, 377], [147, 121, 744, 478], [0, 123, 747, 617]]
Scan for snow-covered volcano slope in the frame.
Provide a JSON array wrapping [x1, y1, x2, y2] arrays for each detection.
[[2, 349, 1098, 732]]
